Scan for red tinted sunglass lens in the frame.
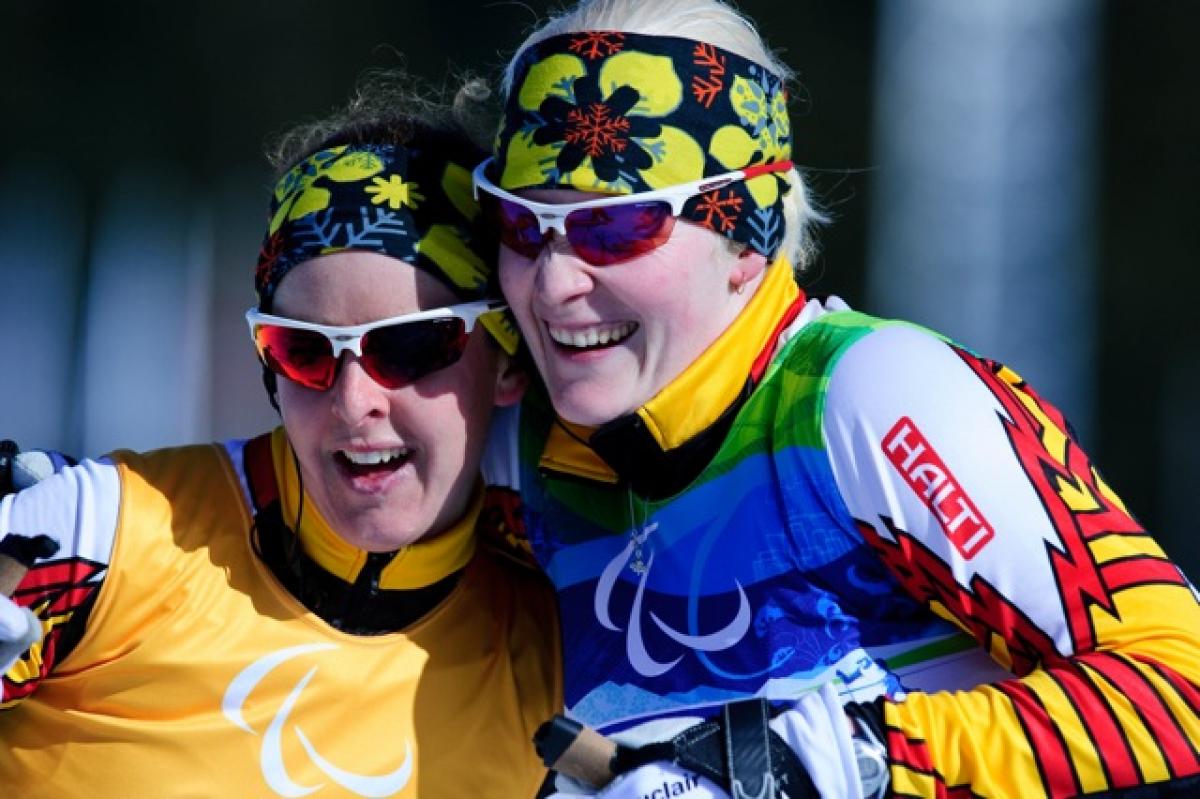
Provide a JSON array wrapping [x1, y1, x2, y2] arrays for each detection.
[[566, 201, 675, 266], [360, 318, 470, 388], [256, 326, 337, 390], [493, 198, 546, 258]]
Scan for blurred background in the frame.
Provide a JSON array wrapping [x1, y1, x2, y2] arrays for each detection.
[[1, 0, 1196, 572]]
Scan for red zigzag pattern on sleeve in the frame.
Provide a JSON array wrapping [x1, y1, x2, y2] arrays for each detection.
[[862, 345, 1200, 795], [3, 558, 106, 703]]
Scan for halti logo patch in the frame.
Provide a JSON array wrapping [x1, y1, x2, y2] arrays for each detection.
[[882, 417, 994, 558]]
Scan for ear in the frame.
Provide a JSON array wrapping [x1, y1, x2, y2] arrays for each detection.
[[730, 249, 768, 292], [492, 352, 529, 408]]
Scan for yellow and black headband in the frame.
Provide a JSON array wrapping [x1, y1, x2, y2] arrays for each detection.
[[255, 141, 518, 354], [495, 31, 793, 258]]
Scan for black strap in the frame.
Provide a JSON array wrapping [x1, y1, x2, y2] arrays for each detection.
[[724, 699, 776, 798], [608, 701, 819, 799]]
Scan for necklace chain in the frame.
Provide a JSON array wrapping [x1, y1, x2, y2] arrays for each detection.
[[627, 489, 658, 575]]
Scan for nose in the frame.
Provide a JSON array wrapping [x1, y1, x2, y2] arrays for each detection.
[[533, 232, 595, 305], [330, 354, 390, 423]]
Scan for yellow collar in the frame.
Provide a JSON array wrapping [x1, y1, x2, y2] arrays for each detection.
[[270, 428, 478, 590], [539, 260, 800, 480]]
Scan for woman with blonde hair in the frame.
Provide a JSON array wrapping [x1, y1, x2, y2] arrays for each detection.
[[475, 0, 1200, 796]]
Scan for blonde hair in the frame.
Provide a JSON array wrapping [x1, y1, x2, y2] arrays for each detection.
[[503, 0, 824, 270]]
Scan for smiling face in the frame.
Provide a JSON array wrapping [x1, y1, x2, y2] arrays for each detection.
[[272, 251, 524, 551], [498, 190, 764, 427]]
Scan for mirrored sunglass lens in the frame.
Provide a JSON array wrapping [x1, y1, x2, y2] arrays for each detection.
[[566, 201, 675, 266], [495, 198, 546, 258], [256, 325, 337, 389], [361, 318, 469, 387]]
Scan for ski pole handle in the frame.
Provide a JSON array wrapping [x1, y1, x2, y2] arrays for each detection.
[[0, 555, 26, 596], [534, 715, 622, 790]]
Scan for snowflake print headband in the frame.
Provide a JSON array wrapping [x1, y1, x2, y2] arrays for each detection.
[[255, 141, 518, 354], [494, 31, 793, 259]]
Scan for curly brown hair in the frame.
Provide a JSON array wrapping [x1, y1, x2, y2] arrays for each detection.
[[265, 68, 497, 181]]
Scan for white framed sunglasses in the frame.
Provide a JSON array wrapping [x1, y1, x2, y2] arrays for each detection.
[[471, 157, 793, 265], [245, 300, 505, 390]]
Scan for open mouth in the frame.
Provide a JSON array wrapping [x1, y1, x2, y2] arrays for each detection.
[[334, 447, 412, 478], [547, 321, 638, 351]]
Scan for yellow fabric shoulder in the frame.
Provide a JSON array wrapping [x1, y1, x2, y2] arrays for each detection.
[[0, 440, 560, 798]]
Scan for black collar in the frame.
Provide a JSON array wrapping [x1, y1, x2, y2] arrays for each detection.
[[566, 376, 754, 500], [252, 501, 461, 635]]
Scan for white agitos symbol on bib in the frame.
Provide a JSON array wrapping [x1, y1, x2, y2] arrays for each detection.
[[222, 643, 413, 797], [594, 529, 752, 677]]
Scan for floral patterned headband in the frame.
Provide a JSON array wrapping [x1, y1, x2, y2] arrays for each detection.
[[495, 31, 793, 258], [256, 141, 518, 354]]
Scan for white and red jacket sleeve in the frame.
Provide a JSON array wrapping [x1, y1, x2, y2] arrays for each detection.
[[0, 459, 119, 706], [823, 324, 1200, 797]]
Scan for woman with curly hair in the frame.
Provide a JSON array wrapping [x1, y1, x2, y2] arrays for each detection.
[[0, 77, 560, 798]]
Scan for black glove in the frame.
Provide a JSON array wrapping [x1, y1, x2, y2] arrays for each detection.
[[536, 699, 819, 799], [614, 699, 818, 799]]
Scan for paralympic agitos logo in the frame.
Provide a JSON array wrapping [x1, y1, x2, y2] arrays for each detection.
[[222, 643, 413, 798]]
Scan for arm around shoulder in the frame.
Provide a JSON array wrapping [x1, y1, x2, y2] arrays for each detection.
[[1, 455, 121, 704], [822, 324, 1200, 795]]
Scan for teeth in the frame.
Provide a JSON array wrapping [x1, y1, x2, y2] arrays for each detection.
[[341, 447, 408, 466], [548, 322, 637, 348]]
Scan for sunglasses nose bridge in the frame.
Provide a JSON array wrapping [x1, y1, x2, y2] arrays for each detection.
[[535, 211, 568, 237], [327, 332, 365, 360]]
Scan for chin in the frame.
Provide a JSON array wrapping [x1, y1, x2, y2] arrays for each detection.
[[553, 389, 634, 428], [352, 529, 425, 552], [338, 512, 428, 552]]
